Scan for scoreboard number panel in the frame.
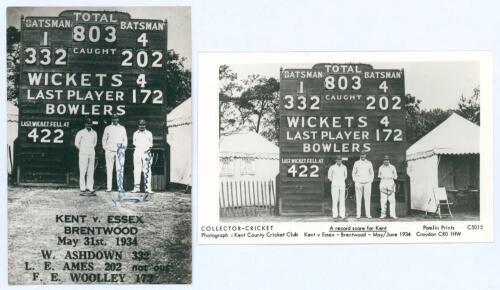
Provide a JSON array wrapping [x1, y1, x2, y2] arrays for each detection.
[[17, 10, 168, 186], [278, 63, 407, 215]]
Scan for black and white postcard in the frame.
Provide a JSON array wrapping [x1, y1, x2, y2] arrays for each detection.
[[7, 6, 192, 284], [198, 51, 492, 244]]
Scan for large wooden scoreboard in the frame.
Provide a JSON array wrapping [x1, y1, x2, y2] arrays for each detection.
[[278, 63, 408, 216], [16, 10, 169, 189]]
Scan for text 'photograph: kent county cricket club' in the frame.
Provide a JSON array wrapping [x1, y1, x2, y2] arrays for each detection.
[[197, 52, 493, 244]]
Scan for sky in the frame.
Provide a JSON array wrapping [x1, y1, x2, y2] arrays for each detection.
[[7, 6, 192, 69], [230, 61, 479, 110]]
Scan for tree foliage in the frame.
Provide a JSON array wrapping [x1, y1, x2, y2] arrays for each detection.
[[404, 86, 480, 145], [219, 65, 242, 134], [404, 93, 453, 145], [7, 26, 20, 105], [456, 86, 480, 125], [238, 76, 279, 137], [165, 49, 191, 111], [218, 66, 280, 143]]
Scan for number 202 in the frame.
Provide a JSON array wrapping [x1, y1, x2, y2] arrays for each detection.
[[366, 96, 401, 110], [121, 50, 163, 68]]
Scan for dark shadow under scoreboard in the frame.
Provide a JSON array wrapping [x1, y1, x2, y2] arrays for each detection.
[[16, 10, 169, 190], [278, 63, 408, 216]]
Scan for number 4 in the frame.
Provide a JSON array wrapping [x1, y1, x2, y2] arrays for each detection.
[[137, 33, 148, 47], [287, 165, 297, 177], [136, 74, 147, 88], [380, 116, 390, 127], [379, 81, 388, 93], [28, 128, 39, 142]]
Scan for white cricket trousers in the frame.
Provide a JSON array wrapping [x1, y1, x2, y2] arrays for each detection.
[[79, 153, 95, 191], [380, 181, 396, 218], [331, 184, 346, 218], [105, 150, 121, 191], [133, 150, 152, 191], [355, 182, 372, 217]]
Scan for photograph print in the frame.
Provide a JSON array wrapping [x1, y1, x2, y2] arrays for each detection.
[[217, 58, 486, 225], [7, 6, 192, 284]]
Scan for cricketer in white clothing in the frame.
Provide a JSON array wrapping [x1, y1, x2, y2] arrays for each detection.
[[131, 119, 154, 193], [352, 151, 374, 218], [75, 118, 97, 192], [102, 114, 128, 192], [378, 155, 398, 219], [327, 155, 347, 219]]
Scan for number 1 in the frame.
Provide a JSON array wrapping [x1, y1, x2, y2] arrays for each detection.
[[42, 31, 48, 46]]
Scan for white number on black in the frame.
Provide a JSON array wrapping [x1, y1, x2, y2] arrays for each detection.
[[104, 26, 116, 42], [73, 25, 116, 43], [287, 164, 320, 178], [338, 76, 348, 90], [132, 89, 164, 104], [352, 76, 362, 90], [380, 116, 390, 127], [137, 51, 148, 68], [283, 95, 294, 109], [152, 90, 163, 104], [24, 48, 66, 65], [88, 26, 100, 42], [151, 51, 163, 67], [136, 74, 147, 88], [376, 129, 403, 142], [310, 95, 320, 110], [137, 33, 148, 47], [24, 48, 37, 64], [27, 128, 64, 143], [366, 96, 401, 110], [54, 49, 67, 65], [73, 25, 85, 41], [324, 76, 335, 90], [283, 95, 320, 110], [121, 50, 133, 66], [325, 75, 362, 90], [39, 48, 51, 65], [53, 129, 64, 143], [392, 96, 402, 109], [297, 96, 307, 110], [366, 96, 376, 110], [379, 81, 388, 93], [121, 50, 164, 68]]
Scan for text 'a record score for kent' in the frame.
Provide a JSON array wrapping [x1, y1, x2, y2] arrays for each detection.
[[18, 11, 167, 185], [279, 64, 406, 215]]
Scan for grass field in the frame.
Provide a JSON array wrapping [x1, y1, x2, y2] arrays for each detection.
[[8, 186, 191, 285]]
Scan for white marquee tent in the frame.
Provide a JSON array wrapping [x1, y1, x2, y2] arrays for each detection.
[[167, 98, 192, 186], [219, 131, 279, 181], [407, 113, 480, 212]]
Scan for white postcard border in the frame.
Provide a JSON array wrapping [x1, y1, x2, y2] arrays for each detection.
[[197, 51, 493, 244]]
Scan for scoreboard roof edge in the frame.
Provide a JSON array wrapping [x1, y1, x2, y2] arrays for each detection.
[[280, 63, 404, 74], [311, 63, 373, 71], [58, 10, 132, 20], [22, 11, 166, 23]]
